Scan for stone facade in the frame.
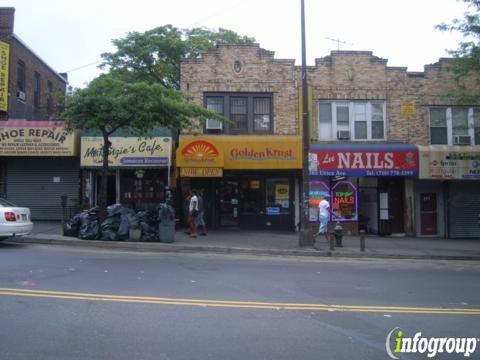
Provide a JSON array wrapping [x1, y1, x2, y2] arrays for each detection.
[[181, 44, 298, 135]]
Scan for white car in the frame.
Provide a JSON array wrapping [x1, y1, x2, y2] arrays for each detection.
[[0, 198, 33, 241]]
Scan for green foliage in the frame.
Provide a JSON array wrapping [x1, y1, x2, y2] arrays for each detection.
[[100, 25, 255, 88], [437, 0, 480, 103], [63, 72, 222, 135]]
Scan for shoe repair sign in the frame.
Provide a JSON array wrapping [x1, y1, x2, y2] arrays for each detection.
[[0, 120, 79, 156], [81, 136, 172, 167]]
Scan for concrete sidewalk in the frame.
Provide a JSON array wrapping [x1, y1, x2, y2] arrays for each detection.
[[7, 221, 480, 261]]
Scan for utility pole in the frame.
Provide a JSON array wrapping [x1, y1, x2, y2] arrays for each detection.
[[299, 0, 313, 246]]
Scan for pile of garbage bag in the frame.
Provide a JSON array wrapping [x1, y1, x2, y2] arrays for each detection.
[[63, 203, 175, 242]]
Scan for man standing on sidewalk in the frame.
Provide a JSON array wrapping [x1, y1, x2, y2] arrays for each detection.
[[196, 189, 207, 236], [316, 195, 331, 242]]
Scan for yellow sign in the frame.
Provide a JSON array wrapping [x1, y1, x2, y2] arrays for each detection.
[[81, 136, 172, 167], [0, 41, 9, 112], [401, 101, 416, 118], [177, 135, 302, 170], [275, 184, 289, 200], [180, 167, 223, 177], [0, 120, 79, 156]]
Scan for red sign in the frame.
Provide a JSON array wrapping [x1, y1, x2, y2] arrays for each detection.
[[309, 144, 418, 177]]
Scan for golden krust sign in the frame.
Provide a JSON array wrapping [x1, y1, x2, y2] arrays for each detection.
[[81, 136, 172, 167], [0, 41, 10, 112], [176, 135, 302, 177], [0, 120, 79, 156]]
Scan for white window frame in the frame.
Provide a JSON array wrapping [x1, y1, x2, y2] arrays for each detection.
[[317, 101, 387, 141], [429, 106, 478, 145]]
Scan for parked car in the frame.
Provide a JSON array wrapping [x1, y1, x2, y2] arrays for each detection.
[[0, 198, 33, 241]]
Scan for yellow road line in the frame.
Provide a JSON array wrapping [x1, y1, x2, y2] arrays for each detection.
[[1, 288, 479, 315]]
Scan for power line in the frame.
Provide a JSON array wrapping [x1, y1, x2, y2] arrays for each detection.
[[62, 60, 102, 73]]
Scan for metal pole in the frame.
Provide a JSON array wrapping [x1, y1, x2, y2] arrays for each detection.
[[360, 230, 366, 252], [298, 0, 313, 246]]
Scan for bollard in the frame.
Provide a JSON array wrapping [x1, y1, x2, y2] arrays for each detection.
[[360, 230, 366, 252], [334, 222, 343, 248], [329, 231, 335, 251]]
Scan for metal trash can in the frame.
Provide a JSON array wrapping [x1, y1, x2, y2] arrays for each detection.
[[159, 219, 175, 243], [158, 203, 175, 243]]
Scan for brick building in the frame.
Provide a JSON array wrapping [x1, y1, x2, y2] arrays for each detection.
[[179, 44, 480, 238], [0, 7, 80, 220], [177, 44, 302, 231], [306, 51, 480, 238]]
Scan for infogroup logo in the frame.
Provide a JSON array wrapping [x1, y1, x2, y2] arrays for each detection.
[[385, 327, 479, 359]]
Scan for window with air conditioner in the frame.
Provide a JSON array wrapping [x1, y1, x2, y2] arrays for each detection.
[[429, 107, 478, 145], [317, 101, 386, 140], [204, 93, 272, 134]]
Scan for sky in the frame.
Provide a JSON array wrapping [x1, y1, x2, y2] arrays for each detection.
[[4, 0, 471, 89]]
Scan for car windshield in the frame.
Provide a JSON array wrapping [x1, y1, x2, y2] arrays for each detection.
[[0, 198, 17, 207]]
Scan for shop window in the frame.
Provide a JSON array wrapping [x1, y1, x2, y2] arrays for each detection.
[[265, 178, 289, 215], [429, 106, 478, 145], [308, 180, 330, 222], [239, 179, 263, 214], [308, 179, 358, 222], [204, 93, 273, 134], [120, 170, 165, 210], [317, 101, 386, 140], [331, 180, 358, 222]]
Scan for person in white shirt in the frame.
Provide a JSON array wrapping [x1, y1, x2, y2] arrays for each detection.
[[316, 195, 331, 241], [188, 190, 199, 238]]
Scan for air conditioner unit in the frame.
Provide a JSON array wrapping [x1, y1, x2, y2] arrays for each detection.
[[206, 118, 222, 130], [337, 130, 350, 140], [17, 91, 26, 101], [453, 135, 471, 145]]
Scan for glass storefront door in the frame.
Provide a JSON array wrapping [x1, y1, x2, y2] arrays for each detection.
[[219, 180, 240, 226]]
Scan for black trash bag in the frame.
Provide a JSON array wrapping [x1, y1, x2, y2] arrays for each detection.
[[79, 208, 100, 240], [140, 223, 158, 242], [63, 213, 82, 237], [107, 203, 124, 217], [101, 230, 118, 241], [137, 210, 158, 242], [117, 212, 139, 240], [79, 220, 100, 240], [100, 215, 121, 232]]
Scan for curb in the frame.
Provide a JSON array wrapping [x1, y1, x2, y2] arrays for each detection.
[[7, 235, 480, 262]]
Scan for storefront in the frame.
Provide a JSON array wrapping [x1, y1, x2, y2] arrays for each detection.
[[309, 144, 419, 235], [0, 120, 80, 220], [417, 146, 480, 238], [80, 135, 173, 211], [176, 135, 302, 231]]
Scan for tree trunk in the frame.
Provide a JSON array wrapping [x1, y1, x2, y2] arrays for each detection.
[[99, 131, 111, 220]]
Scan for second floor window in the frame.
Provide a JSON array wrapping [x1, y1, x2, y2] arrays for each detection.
[[429, 107, 480, 145], [204, 93, 273, 134], [317, 101, 386, 141], [17, 60, 25, 93], [47, 81, 53, 115], [34, 72, 41, 109]]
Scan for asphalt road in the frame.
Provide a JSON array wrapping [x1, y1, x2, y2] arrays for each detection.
[[0, 242, 479, 360]]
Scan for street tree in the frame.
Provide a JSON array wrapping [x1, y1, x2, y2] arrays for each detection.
[[100, 25, 255, 87], [437, 0, 480, 102], [63, 72, 221, 217]]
